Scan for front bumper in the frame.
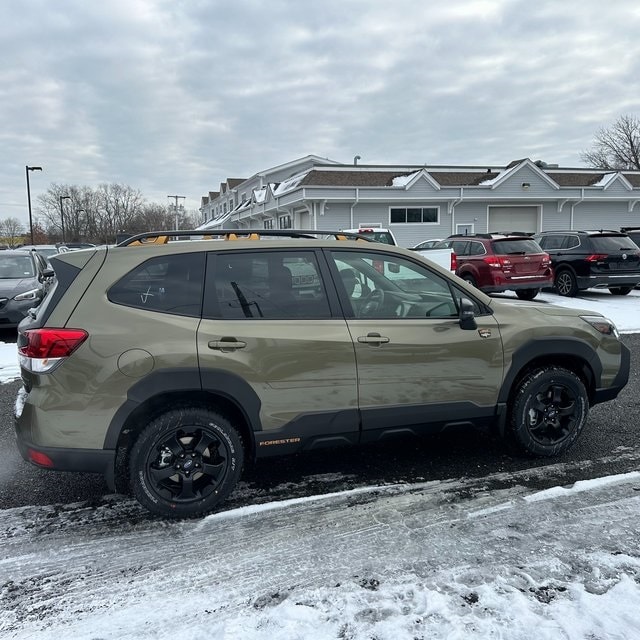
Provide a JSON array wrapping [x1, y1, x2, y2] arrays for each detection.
[[592, 342, 631, 405]]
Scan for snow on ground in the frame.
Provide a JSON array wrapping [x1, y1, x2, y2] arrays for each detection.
[[1, 289, 639, 639], [1, 471, 640, 639]]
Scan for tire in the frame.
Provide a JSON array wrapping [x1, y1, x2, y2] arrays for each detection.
[[554, 269, 578, 297], [129, 407, 244, 518], [462, 274, 477, 288], [608, 286, 632, 296], [508, 367, 588, 457], [515, 288, 539, 301]]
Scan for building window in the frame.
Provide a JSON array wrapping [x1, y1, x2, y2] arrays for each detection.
[[390, 207, 439, 224], [241, 192, 247, 203], [279, 214, 292, 229], [264, 219, 274, 229]]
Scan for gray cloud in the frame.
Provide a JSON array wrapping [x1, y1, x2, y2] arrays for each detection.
[[1, 0, 640, 227]]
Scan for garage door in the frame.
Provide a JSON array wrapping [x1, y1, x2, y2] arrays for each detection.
[[488, 207, 538, 234]]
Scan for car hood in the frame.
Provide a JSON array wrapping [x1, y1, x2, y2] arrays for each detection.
[[0, 278, 38, 298], [490, 298, 604, 319]]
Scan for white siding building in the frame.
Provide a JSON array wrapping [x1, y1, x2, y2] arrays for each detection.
[[199, 156, 640, 247]]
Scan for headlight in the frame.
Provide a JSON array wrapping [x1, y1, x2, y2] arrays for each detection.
[[581, 315, 620, 338], [14, 288, 40, 302]]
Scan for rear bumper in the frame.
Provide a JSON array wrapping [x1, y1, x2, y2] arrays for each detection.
[[482, 277, 554, 293], [15, 431, 115, 480], [577, 273, 640, 290]]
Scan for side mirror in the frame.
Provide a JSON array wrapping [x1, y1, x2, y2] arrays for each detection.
[[42, 268, 55, 279], [459, 297, 477, 330]]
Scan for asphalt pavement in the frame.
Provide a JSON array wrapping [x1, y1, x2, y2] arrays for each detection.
[[1, 333, 638, 512]]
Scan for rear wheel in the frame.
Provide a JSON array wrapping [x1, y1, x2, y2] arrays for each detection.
[[515, 288, 539, 301], [129, 407, 244, 518], [554, 269, 578, 297], [461, 274, 477, 288], [608, 286, 632, 295], [508, 367, 588, 456]]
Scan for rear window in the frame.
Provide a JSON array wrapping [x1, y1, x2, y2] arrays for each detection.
[[491, 238, 543, 255], [108, 253, 205, 317], [590, 235, 639, 252]]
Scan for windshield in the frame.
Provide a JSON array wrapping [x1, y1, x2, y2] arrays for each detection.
[[0, 255, 35, 278]]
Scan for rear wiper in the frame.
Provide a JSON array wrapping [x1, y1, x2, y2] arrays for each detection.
[[506, 251, 526, 255]]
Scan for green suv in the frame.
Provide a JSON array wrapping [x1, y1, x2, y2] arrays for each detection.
[[15, 230, 630, 518]]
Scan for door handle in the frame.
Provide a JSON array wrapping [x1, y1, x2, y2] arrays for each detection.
[[357, 332, 390, 344], [208, 338, 247, 351]]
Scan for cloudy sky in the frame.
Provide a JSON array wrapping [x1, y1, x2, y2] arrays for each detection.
[[2, 0, 640, 227]]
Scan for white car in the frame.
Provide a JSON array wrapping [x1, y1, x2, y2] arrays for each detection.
[[341, 227, 397, 246]]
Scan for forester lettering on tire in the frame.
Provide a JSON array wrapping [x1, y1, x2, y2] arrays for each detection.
[[509, 366, 588, 457], [129, 407, 244, 518]]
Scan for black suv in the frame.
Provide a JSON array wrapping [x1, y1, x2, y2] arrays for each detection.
[[533, 230, 640, 297]]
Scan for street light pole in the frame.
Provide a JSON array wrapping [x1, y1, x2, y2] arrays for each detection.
[[25, 166, 42, 244], [167, 195, 185, 230], [59, 195, 71, 243]]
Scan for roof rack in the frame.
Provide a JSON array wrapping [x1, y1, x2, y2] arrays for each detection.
[[117, 229, 374, 247]]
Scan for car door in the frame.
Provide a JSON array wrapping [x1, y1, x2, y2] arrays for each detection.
[[198, 248, 359, 452], [327, 248, 504, 439]]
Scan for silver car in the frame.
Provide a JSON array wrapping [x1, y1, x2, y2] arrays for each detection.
[[0, 250, 54, 328]]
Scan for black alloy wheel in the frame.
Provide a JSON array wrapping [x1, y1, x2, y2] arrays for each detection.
[[554, 270, 578, 297], [509, 367, 588, 456], [130, 408, 244, 518]]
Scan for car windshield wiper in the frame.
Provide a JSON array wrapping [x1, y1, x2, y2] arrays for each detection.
[[506, 251, 526, 255]]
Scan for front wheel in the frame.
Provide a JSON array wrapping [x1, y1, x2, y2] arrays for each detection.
[[129, 408, 244, 518], [515, 288, 539, 301], [608, 286, 632, 296], [508, 367, 588, 457]]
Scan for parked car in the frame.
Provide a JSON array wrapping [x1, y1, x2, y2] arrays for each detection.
[[533, 230, 640, 297], [411, 239, 443, 250], [15, 229, 629, 518], [20, 244, 69, 266], [431, 234, 553, 300], [0, 250, 54, 328], [341, 227, 397, 245]]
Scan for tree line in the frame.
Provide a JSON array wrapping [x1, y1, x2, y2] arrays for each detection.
[[1, 183, 200, 247]]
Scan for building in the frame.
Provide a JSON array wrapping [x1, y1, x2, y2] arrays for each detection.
[[199, 155, 640, 247]]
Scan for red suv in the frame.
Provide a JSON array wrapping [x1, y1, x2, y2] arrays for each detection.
[[433, 234, 553, 300]]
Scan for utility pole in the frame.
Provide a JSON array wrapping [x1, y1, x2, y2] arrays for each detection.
[[25, 165, 42, 244], [167, 195, 186, 230]]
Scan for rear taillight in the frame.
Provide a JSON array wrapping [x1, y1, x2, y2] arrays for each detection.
[[450, 252, 457, 271], [585, 254, 608, 262], [18, 328, 88, 373], [483, 255, 511, 269], [541, 253, 551, 266]]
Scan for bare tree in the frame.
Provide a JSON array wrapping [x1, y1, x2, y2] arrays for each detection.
[[581, 114, 640, 170], [0, 217, 25, 247]]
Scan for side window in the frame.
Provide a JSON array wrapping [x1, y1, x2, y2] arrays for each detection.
[[108, 252, 205, 317], [539, 235, 563, 250], [467, 241, 486, 256], [330, 250, 463, 320], [210, 251, 331, 320], [451, 240, 469, 256], [564, 235, 580, 249]]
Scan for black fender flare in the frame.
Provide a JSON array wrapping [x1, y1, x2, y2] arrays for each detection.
[[497, 337, 601, 405], [103, 367, 262, 449]]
